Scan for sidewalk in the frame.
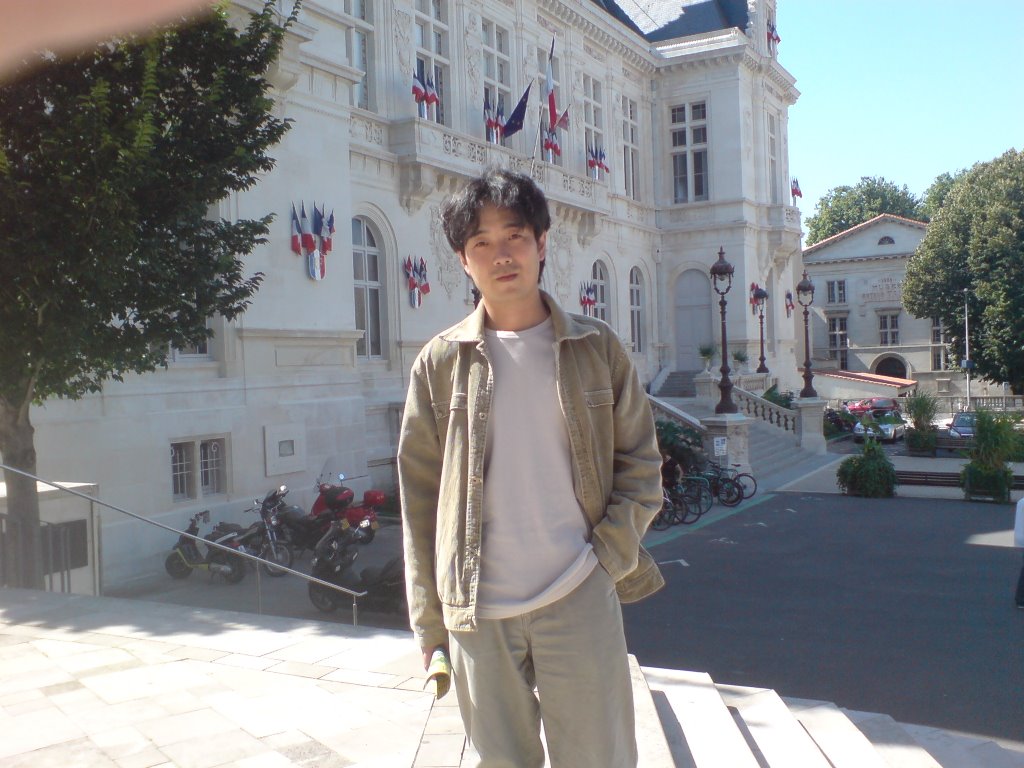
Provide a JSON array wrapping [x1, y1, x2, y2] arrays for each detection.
[[0, 587, 448, 767]]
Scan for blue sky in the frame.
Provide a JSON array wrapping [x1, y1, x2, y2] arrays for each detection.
[[776, 0, 1024, 226]]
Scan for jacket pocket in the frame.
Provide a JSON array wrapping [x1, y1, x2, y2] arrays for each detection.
[[585, 388, 614, 408], [432, 393, 467, 444]]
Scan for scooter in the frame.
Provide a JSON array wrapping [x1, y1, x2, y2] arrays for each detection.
[[164, 510, 247, 584], [309, 470, 385, 544], [307, 519, 405, 615]]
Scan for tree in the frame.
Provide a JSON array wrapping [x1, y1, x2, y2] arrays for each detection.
[[920, 171, 963, 221], [0, 2, 296, 588], [804, 176, 924, 245], [903, 150, 1024, 393]]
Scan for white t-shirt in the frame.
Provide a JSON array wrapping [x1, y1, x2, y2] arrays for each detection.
[[477, 317, 597, 619], [1015, 497, 1024, 549]]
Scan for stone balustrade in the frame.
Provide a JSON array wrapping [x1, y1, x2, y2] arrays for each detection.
[[733, 388, 798, 434]]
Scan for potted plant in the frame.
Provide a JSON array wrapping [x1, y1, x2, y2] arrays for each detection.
[[961, 409, 1016, 502], [904, 390, 939, 456], [836, 439, 898, 497], [698, 344, 715, 372], [731, 348, 749, 373]]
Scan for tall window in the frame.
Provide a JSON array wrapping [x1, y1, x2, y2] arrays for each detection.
[[591, 261, 609, 322], [879, 314, 899, 346], [582, 74, 604, 175], [622, 96, 640, 200], [826, 279, 846, 304], [171, 437, 228, 501], [347, 0, 374, 110], [670, 101, 708, 203], [828, 316, 848, 370], [629, 267, 644, 352], [171, 319, 211, 361], [352, 217, 383, 358], [537, 46, 563, 166], [767, 112, 779, 204], [415, 0, 449, 125], [481, 18, 511, 142]]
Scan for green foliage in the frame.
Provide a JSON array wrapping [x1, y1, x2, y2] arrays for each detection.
[[0, 1, 297, 406], [698, 344, 715, 361], [804, 176, 925, 246], [762, 385, 794, 409], [904, 390, 939, 431], [905, 429, 937, 455], [961, 410, 1018, 502], [921, 171, 965, 220], [902, 149, 1024, 394], [731, 349, 749, 363], [836, 440, 898, 497], [655, 419, 705, 470]]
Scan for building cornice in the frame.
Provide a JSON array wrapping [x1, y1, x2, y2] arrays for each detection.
[[538, 0, 657, 73]]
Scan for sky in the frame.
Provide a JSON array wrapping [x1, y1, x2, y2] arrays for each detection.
[[775, 0, 1024, 228]]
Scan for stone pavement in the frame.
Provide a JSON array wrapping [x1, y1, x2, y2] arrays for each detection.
[[0, 587, 448, 768]]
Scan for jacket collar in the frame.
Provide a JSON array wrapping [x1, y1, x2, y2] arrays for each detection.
[[439, 290, 599, 344]]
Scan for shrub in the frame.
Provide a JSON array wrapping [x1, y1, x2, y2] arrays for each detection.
[[904, 390, 939, 432], [962, 410, 1017, 502], [762, 385, 794, 409], [906, 428, 937, 455], [655, 419, 706, 470], [732, 349, 749, 364], [836, 440, 898, 497], [698, 344, 716, 362]]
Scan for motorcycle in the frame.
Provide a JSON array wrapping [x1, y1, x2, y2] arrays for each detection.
[[211, 487, 293, 577], [309, 470, 385, 544], [164, 510, 247, 583], [825, 406, 855, 432], [307, 518, 405, 615]]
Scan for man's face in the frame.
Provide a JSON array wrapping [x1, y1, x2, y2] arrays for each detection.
[[459, 204, 546, 307]]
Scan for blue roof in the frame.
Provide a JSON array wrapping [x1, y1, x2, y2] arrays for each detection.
[[589, 0, 749, 42]]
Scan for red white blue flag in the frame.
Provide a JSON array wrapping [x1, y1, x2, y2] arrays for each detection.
[[299, 203, 315, 251], [290, 204, 301, 255], [412, 71, 426, 103]]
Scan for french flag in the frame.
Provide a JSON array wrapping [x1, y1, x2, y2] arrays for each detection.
[[290, 204, 301, 254], [412, 71, 426, 103], [425, 77, 439, 106], [299, 203, 315, 251], [545, 38, 557, 131], [322, 209, 335, 254], [418, 257, 430, 295]]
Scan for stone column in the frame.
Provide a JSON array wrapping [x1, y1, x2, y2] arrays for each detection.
[[694, 371, 718, 401], [795, 398, 827, 455], [700, 413, 750, 474]]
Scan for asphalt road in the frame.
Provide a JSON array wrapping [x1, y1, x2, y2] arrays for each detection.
[[628, 491, 1024, 747]]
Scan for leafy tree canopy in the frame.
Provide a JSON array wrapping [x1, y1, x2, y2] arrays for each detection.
[[903, 149, 1024, 393], [0, 1, 296, 587], [804, 176, 924, 246]]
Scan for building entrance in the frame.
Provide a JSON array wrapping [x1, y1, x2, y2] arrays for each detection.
[[875, 357, 907, 379], [674, 270, 713, 371]]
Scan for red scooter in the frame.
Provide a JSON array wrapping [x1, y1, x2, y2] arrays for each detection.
[[309, 470, 384, 544]]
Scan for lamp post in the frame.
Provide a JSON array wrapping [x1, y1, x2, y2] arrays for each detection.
[[710, 247, 737, 414], [796, 270, 817, 398], [963, 287, 971, 410], [753, 286, 769, 373]]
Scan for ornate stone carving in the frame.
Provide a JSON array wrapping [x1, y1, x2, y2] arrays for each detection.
[[545, 222, 574, 305], [394, 11, 413, 85], [350, 116, 385, 145], [429, 204, 465, 297], [465, 12, 482, 104]]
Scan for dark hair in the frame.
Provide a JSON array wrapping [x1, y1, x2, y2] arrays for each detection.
[[440, 168, 551, 281]]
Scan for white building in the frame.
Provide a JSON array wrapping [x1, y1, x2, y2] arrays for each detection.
[[801, 213, 967, 398], [23, 0, 804, 590]]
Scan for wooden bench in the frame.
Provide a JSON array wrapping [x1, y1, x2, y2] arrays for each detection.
[[895, 470, 1024, 489], [933, 435, 975, 452]]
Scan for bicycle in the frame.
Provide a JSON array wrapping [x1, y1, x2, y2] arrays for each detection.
[[707, 461, 758, 500], [696, 463, 743, 506], [678, 475, 713, 518]]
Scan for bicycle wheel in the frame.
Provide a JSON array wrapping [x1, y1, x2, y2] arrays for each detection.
[[673, 493, 701, 525], [717, 478, 743, 507], [650, 506, 672, 531], [682, 482, 713, 516], [734, 473, 757, 499]]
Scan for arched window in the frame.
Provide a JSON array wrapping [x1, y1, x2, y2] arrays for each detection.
[[629, 267, 644, 353], [878, 236, 895, 245], [352, 217, 383, 358], [591, 261, 609, 322]]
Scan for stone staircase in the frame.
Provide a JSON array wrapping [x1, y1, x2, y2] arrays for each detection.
[[657, 370, 703, 398], [436, 658, 1024, 767]]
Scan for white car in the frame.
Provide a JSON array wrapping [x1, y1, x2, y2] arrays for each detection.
[[853, 411, 907, 443]]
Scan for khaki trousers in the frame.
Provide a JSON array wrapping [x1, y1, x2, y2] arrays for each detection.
[[449, 565, 637, 768]]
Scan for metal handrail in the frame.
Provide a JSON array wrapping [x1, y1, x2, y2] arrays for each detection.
[[0, 462, 370, 626]]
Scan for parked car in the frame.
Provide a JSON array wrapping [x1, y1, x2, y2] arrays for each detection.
[[845, 397, 901, 416], [947, 412, 977, 438], [853, 410, 907, 443]]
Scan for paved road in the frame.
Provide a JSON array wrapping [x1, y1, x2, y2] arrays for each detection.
[[628, 491, 1024, 747]]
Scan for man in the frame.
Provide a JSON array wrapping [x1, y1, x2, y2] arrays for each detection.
[[1015, 496, 1024, 609], [398, 168, 663, 767]]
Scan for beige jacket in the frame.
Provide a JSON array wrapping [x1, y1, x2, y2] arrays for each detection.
[[397, 292, 664, 650]]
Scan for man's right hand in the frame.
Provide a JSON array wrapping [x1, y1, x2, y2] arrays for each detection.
[[422, 644, 448, 670]]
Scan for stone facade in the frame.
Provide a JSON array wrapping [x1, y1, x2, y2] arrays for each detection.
[[27, 0, 803, 589]]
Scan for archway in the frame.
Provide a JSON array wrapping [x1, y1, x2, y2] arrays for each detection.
[[674, 270, 713, 371], [875, 356, 907, 379]]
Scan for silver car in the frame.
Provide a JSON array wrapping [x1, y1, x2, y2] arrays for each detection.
[[853, 410, 907, 443]]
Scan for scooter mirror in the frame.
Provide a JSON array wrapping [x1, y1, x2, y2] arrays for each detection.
[[337, 473, 346, 482]]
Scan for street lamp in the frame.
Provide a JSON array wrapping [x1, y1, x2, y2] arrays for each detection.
[[710, 247, 737, 414], [963, 287, 971, 410], [753, 286, 769, 373], [796, 270, 817, 398]]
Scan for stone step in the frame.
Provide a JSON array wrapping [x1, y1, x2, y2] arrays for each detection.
[[630, 655, 676, 767], [842, 711, 948, 768], [717, 685, 833, 768], [783, 699, 890, 768], [643, 667, 761, 768], [900, 723, 1024, 768]]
